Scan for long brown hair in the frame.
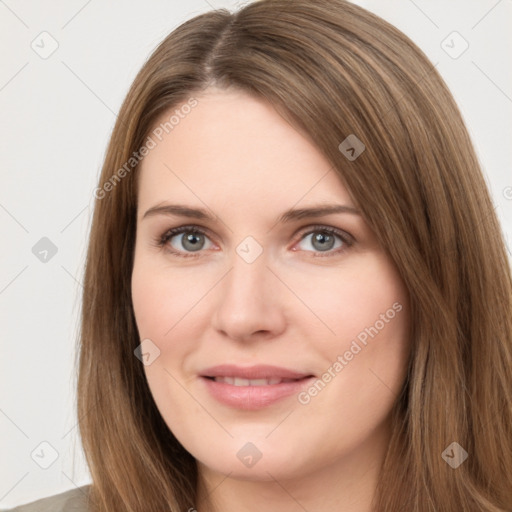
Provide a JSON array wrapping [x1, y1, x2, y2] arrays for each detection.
[[77, 1, 512, 510]]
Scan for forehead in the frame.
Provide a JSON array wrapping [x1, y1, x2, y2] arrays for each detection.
[[137, 88, 355, 215]]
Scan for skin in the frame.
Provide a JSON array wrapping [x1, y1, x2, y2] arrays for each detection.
[[131, 87, 411, 512]]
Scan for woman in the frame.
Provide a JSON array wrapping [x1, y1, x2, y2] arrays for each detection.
[[8, 0, 512, 510]]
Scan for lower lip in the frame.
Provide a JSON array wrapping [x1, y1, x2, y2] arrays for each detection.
[[201, 376, 314, 410]]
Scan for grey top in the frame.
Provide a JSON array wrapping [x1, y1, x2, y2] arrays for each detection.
[[2, 486, 91, 512]]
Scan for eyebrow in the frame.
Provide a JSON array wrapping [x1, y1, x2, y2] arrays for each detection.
[[142, 203, 360, 223]]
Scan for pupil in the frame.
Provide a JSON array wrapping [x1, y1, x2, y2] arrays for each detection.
[[313, 232, 334, 251], [183, 233, 203, 251]]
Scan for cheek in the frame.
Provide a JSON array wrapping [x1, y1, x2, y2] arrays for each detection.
[[131, 259, 200, 339], [131, 258, 214, 385], [300, 254, 410, 397], [296, 254, 408, 345], [131, 262, 199, 432]]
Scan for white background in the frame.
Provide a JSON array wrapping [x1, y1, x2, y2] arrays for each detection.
[[1, 0, 511, 507]]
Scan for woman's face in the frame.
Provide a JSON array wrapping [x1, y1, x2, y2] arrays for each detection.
[[131, 87, 410, 485]]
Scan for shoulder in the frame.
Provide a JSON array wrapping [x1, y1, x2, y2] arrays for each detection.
[[2, 485, 91, 512]]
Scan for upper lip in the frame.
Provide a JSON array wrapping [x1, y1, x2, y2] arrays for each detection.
[[200, 364, 314, 380]]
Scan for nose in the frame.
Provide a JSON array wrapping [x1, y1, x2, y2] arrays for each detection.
[[211, 249, 287, 343]]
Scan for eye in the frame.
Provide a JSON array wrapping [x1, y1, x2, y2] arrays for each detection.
[[294, 225, 353, 257], [157, 225, 214, 258], [155, 224, 353, 258]]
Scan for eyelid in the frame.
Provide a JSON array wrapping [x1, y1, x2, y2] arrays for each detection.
[[295, 224, 354, 245], [156, 224, 215, 257]]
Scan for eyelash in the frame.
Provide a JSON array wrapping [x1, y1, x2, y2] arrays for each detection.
[[154, 224, 354, 259]]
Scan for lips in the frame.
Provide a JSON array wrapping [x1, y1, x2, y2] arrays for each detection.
[[199, 364, 315, 409], [200, 364, 313, 381], [211, 376, 295, 386]]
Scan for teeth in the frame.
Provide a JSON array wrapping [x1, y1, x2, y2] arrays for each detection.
[[212, 376, 293, 386]]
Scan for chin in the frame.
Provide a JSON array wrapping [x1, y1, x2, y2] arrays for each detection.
[[191, 437, 312, 482]]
